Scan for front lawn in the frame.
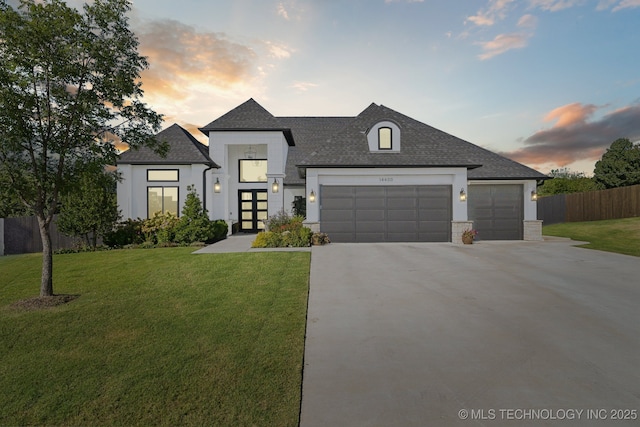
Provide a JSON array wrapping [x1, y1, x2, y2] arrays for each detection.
[[543, 217, 640, 257], [0, 248, 310, 426]]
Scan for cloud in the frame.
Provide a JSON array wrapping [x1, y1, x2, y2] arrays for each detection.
[[475, 13, 537, 59], [611, 0, 640, 11], [264, 41, 293, 59], [277, 2, 290, 20], [138, 20, 257, 100], [290, 81, 318, 92], [517, 14, 538, 28], [529, 0, 584, 12], [385, 0, 425, 3], [476, 32, 531, 59], [501, 102, 640, 168], [466, 0, 515, 26]]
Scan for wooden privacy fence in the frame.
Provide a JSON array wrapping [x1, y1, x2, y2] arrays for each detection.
[[537, 184, 640, 224], [0, 216, 80, 256]]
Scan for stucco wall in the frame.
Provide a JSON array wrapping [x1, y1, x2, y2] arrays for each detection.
[[117, 164, 209, 219]]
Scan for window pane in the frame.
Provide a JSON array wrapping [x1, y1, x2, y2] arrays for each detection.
[[148, 170, 179, 181], [257, 221, 265, 230], [242, 221, 253, 229], [257, 202, 268, 210], [148, 187, 163, 217], [242, 192, 253, 201], [242, 212, 253, 220], [240, 160, 268, 182], [257, 211, 268, 220], [257, 192, 268, 200], [379, 127, 392, 150], [242, 202, 252, 210], [164, 187, 178, 215]]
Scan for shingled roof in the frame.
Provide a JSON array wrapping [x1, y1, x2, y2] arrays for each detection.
[[117, 124, 218, 166], [199, 98, 295, 146], [197, 99, 547, 184], [292, 103, 547, 181]]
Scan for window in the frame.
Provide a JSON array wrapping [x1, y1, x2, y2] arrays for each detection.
[[239, 159, 268, 183], [147, 169, 179, 181], [378, 127, 392, 150], [148, 187, 178, 217]]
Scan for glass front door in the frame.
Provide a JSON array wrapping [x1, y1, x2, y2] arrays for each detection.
[[239, 190, 268, 232]]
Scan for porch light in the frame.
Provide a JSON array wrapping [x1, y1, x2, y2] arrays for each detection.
[[531, 190, 538, 201], [272, 178, 279, 193], [309, 189, 316, 203], [214, 178, 221, 193], [244, 145, 256, 159], [459, 188, 467, 202]]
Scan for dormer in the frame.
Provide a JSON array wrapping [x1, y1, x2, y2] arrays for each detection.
[[367, 120, 401, 152]]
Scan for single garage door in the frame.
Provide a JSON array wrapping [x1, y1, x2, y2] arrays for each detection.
[[468, 185, 523, 240], [320, 185, 452, 242]]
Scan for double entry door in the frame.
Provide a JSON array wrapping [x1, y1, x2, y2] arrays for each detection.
[[239, 190, 268, 233]]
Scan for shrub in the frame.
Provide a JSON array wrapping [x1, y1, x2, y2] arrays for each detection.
[[104, 218, 145, 248], [142, 212, 179, 244], [252, 231, 282, 248], [253, 210, 312, 248], [174, 186, 229, 244], [311, 232, 331, 245], [282, 227, 312, 247]]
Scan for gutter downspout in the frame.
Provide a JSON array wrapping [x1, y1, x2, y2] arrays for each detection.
[[202, 164, 215, 214]]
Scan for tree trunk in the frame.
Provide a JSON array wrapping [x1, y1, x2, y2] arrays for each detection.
[[37, 216, 54, 297]]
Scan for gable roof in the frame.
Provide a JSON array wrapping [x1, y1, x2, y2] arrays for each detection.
[[196, 99, 547, 184], [293, 103, 547, 181], [199, 98, 295, 146], [117, 124, 218, 166]]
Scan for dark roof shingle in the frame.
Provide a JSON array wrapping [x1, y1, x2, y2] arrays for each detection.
[[117, 124, 218, 166]]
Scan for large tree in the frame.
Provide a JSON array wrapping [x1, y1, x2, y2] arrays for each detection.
[[593, 138, 640, 189], [0, 0, 163, 297]]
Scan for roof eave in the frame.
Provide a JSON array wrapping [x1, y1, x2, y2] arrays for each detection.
[[198, 128, 295, 146]]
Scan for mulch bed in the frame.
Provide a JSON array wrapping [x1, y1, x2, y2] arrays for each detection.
[[10, 294, 80, 311]]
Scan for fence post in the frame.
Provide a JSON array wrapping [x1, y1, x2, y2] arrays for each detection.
[[0, 218, 4, 256]]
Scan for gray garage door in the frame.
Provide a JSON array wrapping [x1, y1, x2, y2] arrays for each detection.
[[320, 185, 452, 242], [468, 185, 523, 240]]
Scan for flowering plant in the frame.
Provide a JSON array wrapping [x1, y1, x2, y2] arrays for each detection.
[[462, 229, 478, 239]]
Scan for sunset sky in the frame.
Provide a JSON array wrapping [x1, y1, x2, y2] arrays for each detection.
[[28, 0, 640, 174]]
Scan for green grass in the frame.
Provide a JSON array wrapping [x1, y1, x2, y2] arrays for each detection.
[[543, 217, 640, 257], [0, 248, 310, 426]]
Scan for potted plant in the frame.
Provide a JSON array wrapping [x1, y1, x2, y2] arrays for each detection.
[[461, 229, 478, 244]]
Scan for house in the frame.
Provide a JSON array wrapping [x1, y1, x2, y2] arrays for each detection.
[[117, 99, 548, 243], [117, 123, 219, 220]]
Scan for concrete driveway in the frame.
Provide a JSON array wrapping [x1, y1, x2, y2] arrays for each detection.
[[300, 239, 640, 426]]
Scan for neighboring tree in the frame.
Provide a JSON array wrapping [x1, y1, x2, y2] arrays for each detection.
[[538, 168, 601, 196], [0, 0, 163, 297], [593, 138, 640, 189], [56, 167, 121, 248]]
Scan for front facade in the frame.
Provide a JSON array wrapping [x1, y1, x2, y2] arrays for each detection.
[[117, 99, 547, 242]]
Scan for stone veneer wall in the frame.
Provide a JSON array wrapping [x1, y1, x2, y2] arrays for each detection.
[[452, 221, 474, 244], [524, 220, 543, 241]]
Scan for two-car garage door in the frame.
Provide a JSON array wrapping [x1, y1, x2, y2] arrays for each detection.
[[320, 186, 452, 242]]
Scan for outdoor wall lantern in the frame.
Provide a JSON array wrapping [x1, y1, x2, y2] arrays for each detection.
[[214, 178, 221, 193], [531, 190, 538, 201], [272, 178, 279, 193], [309, 189, 316, 203], [459, 188, 467, 202]]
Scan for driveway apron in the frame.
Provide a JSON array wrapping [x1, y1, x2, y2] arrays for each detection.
[[300, 240, 640, 426]]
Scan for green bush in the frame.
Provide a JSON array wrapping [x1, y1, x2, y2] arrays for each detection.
[[174, 186, 229, 244], [253, 210, 312, 248], [142, 212, 179, 244], [251, 231, 282, 248], [103, 218, 145, 248]]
